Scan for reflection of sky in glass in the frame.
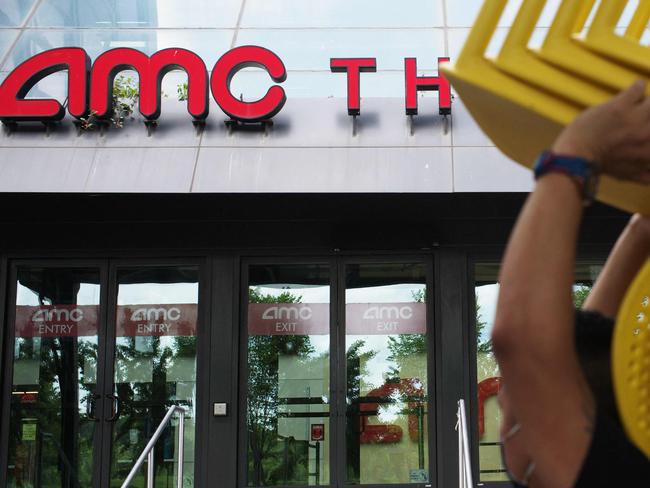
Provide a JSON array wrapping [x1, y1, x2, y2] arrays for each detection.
[[17, 282, 101, 305], [347, 283, 426, 390], [347, 283, 425, 304], [476, 283, 499, 343], [118, 282, 198, 305], [31, 0, 242, 28], [0, 0, 36, 27], [0, 0, 645, 102]]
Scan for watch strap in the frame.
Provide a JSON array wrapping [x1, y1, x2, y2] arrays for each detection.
[[533, 150, 600, 206]]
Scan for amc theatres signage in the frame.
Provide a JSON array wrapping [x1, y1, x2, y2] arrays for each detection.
[[14, 304, 197, 337], [0, 46, 451, 124], [248, 302, 426, 335]]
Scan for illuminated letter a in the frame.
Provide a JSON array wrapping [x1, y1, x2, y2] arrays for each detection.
[[0, 47, 90, 122]]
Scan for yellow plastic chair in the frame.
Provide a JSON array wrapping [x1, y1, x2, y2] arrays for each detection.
[[579, 0, 650, 74], [536, 0, 649, 91], [625, 0, 650, 41], [441, 0, 650, 215], [495, 0, 612, 107], [613, 259, 650, 458]]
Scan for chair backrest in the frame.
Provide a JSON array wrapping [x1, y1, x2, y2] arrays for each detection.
[[613, 259, 650, 458]]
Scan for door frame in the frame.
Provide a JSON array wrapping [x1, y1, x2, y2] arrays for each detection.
[[237, 255, 436, 488], [99, 257, 210, 488], [0, 257, 211, 488], [0, 259, 110, 488]]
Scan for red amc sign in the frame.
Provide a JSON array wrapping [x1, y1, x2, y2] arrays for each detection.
[[14, 304, 197, 337], [0, 46, 451, 124], [248, 302, 426, 335]]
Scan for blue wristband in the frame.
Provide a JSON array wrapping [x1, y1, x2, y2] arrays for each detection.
[[533, 151, 599, 205]]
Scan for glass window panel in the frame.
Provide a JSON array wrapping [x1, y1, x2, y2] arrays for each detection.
[[445, 0, 562, 28], [241, 0, 444, 28], [2, 29, 234, 70], [235, 29, 445, 71], [345, 263, 429, 485], [0, 30, 20, 69], [7, 267, 101, 488], [447, 27, 548, 65], [31, 0, 242, 28], [246, 264, 330, 487], [474, 261, 604, 482], [110, 266, 199, 488], [0, 0, 37, 27]]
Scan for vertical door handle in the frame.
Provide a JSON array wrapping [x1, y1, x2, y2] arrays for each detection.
[[86, 393, 101, 421], [106, 394, 121, 422]]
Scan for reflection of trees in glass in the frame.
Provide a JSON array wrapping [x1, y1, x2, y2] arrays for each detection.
[[247, 288, 315, 486], [345, 339, 376, 484], [573, 284, 592, 309], [346, 340, 377, 401], [10, 335, 99, 487], [476, 303, 492, 354], [411, 289, 493, 353], [111, 333, 196, 487]]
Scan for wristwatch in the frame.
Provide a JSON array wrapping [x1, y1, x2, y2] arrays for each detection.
[[533, 150, 600, 206]]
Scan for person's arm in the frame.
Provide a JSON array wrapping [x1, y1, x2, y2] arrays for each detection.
[[492, 80, 650, 488], [494, 172, 592, 488], [583, 214, 650, 318]]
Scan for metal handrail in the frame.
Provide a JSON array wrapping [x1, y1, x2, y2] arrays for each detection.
[[456, 399, 474, 488], [121, 405, 187, 488]]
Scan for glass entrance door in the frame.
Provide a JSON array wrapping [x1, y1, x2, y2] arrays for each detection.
[[343, 262, 430, 485], [241, 258, 434, 488], [1, 262, 202, 488], [108, 265, 199, 488], [4, 265, 105, 488]]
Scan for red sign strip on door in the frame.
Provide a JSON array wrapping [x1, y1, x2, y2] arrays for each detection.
[[15, 301, 426, 338], [14, 304, 198, 337], [247, 302, 426, 335]]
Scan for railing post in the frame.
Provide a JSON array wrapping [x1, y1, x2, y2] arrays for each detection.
[[457, 399, 473, 488], [458, 405, 464, 488], [177, 410, 185, 488], [147, 448, 155, 488]]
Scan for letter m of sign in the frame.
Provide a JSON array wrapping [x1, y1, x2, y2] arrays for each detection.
[[90, 48, 209, 120]]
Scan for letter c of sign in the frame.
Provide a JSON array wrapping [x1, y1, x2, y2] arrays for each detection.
[[168, 307, 181, 321], [400, 306, 413, 319], [211, 46, 287, 122], [69, 309, 83, 322], [299, 307, 312, 320]]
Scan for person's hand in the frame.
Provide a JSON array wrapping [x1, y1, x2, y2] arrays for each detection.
[[552, 80, 650, 184]]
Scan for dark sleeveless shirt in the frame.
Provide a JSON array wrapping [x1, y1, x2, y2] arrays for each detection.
[[573, 310, 650, 487]]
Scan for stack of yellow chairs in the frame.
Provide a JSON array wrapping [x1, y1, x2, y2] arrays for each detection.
[[441, 0, 650, 458], [441, 0, 650, 216]]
